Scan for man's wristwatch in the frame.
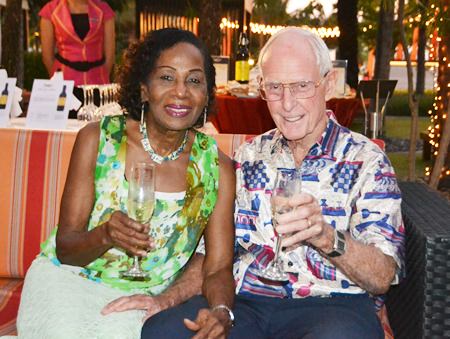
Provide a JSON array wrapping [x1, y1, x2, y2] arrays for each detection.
[[211, 304, 235, 327], [326, 229, 347, 258]]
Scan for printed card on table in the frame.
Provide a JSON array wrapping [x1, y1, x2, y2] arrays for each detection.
[[26, 79, 74, 130], [332, 60, 348, 98], [212, 56, 230, 87]]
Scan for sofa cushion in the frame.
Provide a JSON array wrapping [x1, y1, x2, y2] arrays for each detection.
[[0, 129, 76, 278], [0, 278, 22, 336], [0, 129, 251, 280]]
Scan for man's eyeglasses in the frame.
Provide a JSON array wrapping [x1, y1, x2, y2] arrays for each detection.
[[259, 74, 328, 101]]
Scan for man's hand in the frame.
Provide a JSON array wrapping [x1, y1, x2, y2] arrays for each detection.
[[101, 294, 171, 321], [275, 192, 334, 253], [184, 308, 231, 339]]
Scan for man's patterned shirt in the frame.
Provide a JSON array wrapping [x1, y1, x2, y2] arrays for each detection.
[[233, 114, 405, 307]]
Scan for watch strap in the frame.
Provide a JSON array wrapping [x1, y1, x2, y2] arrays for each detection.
[[326, 229, 346, 258], [211, 304, 235, 326]]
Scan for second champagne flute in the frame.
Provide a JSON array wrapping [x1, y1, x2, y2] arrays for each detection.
[[258, 169, 302, 282], [122, 162, 155, 279]]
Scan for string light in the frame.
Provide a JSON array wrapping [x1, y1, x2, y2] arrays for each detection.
[[219, 18, 340, 38], [425, 1, 449, 181]]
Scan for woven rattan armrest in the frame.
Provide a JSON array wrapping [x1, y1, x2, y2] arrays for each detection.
[[386, 182, 450, 339]]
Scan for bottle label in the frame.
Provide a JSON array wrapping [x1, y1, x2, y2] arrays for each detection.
[[0, 95, 7, 109], [235, 61, 249, 82], [57, 97, 66, 111], [0, 83, 8, 109]]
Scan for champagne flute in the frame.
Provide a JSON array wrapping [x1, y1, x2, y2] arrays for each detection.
[[122, 162, 155, 279], [258, 169, 302, 282]]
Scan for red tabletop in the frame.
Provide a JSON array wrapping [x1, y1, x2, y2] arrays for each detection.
[[211, 95, 276, 134], [211, 95, 363, 135], [326, 98, 363, 129]]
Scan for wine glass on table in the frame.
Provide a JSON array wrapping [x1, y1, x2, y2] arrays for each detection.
[[122, 162, 155, 279], [258, 169, 302, 282], [77, 86, 96, 121]]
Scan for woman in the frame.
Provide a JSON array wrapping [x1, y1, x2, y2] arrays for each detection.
[[39, 0, 115, 85], [17, 28, 235, 339]]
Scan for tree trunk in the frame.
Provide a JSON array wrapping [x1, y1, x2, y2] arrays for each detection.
[[198, 0, 222, 55], [415, 0, 428, 95], [337, 0, 359, 89], [429, 4, 450, 189], [1, 0, 24, 86], [374, 0, 394, 79], [430, 105, 450, 189], [415, 24, 427, 95], [398, 0, 419, 181]]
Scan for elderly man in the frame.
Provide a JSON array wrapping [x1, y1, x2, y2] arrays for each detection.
[[138, 27, 404, 339], [229, 27, 404, 338]]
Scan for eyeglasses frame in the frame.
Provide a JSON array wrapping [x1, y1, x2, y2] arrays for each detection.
[[259, 72, 330, 102]]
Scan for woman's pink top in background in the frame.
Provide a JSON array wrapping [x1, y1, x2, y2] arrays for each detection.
[[39, 0, 115, 85]]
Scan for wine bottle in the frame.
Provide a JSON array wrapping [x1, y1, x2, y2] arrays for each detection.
[[235, 32, 250, 84], [57, 85, 67, 111], [0, 83, 9, 109]]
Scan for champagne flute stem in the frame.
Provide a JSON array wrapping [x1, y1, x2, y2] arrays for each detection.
[[273, 235, 283, 265], [133, 255, 141, 269]]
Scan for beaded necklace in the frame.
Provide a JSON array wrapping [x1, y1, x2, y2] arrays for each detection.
[[139, 121, 189, 164]]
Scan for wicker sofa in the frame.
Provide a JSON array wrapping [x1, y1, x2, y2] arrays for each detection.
[[386, 181, 450, 338], [1, 126, 449, 337]]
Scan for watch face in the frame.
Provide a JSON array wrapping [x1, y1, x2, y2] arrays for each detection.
[[327, 250, 342, 258]]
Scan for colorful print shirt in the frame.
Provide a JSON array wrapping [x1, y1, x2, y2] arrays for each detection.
[[41, 115, 219, 295], [233, 113, 405, 308]]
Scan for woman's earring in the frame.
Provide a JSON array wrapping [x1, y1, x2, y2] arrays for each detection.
[[140, 102, 145, 126], [202, 106, 208, 126]]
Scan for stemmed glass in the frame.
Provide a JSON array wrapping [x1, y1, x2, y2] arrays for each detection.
[[77, 86, 97, 121], [93, 85, 107, 120], [258, 169, 302, 281], [122, 162, 156, 279], [110, 84, 123, 115]]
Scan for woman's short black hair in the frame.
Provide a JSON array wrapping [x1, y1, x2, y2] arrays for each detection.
[[117, 28, 216, 126]]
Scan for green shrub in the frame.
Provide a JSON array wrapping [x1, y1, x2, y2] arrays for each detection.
[[385, 90, 434, 117], [24, 52, 48, 91]]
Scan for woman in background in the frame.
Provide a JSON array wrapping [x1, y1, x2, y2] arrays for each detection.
[[39, 0, 115, 85]]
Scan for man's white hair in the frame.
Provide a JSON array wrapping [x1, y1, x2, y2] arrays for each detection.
[[257, 27, 332, 77]]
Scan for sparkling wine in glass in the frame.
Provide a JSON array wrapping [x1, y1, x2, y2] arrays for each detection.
[[258, 169, 302, 282], [122, 162, 155, 279]]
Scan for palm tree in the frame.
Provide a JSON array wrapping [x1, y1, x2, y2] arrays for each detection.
[[374, 0, 395, 80], [252, 0, 290, 25], [198, 0, 222, 55], [429, 0, 450, 189], [415, 0, 429, 95], [1, 0, 24, 86], [289, 1, 327, 26], [337, 0, 359, 89], [398, 0, 420, 180], [251, 0, 290, 52]]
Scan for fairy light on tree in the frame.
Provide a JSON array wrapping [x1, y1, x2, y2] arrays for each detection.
[[425, 0, 450, 189]]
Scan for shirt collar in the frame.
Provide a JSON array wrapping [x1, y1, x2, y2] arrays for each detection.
[[314, 110, 343, 156]]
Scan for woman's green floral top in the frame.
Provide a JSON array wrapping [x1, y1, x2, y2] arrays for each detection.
[[41, 115, 219, 295]]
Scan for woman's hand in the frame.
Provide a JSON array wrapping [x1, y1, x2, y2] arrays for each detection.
[[103, 211, 154, 256], [101, 294, 171, 321], [184, 308, 231, 339]]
